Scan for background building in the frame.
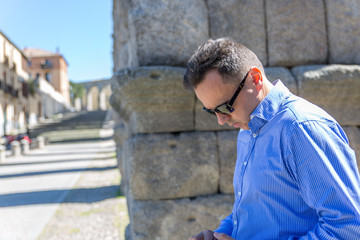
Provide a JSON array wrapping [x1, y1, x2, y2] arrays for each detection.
[[0, 30, 33, 135], [23, 48, 71, 107], [0, 30, 70, 135]]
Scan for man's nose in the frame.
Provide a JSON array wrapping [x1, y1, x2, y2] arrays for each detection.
[[216, 112, 230, 125]]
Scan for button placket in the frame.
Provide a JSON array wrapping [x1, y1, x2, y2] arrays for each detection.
[[233, 131, 259, 235], [233, 133, 258, 235]]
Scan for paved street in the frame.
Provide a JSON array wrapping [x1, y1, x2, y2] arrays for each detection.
[[0, 139, 128, 240]]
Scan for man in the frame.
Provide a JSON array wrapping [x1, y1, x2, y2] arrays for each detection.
[[184, 38, 360, 240]]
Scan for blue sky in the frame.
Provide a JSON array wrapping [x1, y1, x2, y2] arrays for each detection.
[[0, 0, 112, 83]]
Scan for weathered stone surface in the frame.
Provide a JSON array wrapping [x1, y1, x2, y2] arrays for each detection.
[[111, 3, 360, 240], [208, 0, 267, 65], [265, 67, 298, 95], [195, 99, 234, 131], [126, 0, 209, 66], [111, 66, 194, 134], [218, 131, 238, 194], [130, 194, 234, 240], [111, 111, 131, 194], [327, 0, 360, 64], [112, 0, 137, 71], [112, 111, 131, 147], [343, 127, 360, 171], [266, 0, 327, 66], [292, 65, 360, 126], [122, 132, 219, 200]]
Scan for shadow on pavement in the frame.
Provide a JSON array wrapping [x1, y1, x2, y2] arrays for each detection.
[[0, 166, 117, 178], [0, 156, 115, 167], [19, 149, 115, 158], [48, 136, 114, 144], [0, 185, 122, 207]]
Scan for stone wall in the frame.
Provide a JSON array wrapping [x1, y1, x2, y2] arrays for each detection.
[[113, 0, 360, 71], [111, 1, 360, 239]]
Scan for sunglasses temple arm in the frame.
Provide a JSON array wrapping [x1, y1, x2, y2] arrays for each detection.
[[227, 73, 247, 107], [228, 86, 241, 106]]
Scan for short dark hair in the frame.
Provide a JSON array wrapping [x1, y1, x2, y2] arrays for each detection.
[[183, 38, 264, 90]]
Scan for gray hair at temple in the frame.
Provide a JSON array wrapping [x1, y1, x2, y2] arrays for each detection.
[[183, 38, 265, 91]]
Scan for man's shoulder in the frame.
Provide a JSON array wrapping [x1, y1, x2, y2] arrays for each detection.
[[279, 95, 337, 126]]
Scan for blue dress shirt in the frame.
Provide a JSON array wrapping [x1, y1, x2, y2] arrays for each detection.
[[215, 80, 360, 239]]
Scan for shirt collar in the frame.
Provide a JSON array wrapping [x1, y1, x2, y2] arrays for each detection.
[[248, 80, 291, 134]]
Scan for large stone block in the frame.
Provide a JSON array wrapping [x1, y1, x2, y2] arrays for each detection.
[[217, 131, 239, 194], [207, 0, 267, 66], [126, 0, 209, 66], [292, 64, 360, 126], [129, 194, 234, 240], [327, 0, 360, 64], [112, 0, 137, 71], [343, 126, 360, 171], [111, 66, 194, 134], [266, 0, 327, 66], [265, 67, 298, 95], [122, 132, 219, 200], [112, 111, 131, 147]]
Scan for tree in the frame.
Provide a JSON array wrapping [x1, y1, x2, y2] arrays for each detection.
[[69, 81, 85, 100], [28, 78, 38, 96]]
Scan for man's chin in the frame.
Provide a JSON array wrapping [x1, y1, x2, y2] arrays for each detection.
[[230, 122, 241, 128]]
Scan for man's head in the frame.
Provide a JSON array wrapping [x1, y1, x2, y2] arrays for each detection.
[[183, 38, 264, 90], [184, 38, 270, 129]]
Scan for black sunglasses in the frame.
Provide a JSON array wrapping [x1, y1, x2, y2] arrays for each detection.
[[203, 71, 249, 115]]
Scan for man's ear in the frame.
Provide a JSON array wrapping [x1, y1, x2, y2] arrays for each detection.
[[249, 67, 263, 91]]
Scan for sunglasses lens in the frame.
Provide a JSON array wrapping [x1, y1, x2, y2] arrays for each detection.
[[203, 104, 234, 115], [203, 107, 216, 115], [216, 104, 232, 114]]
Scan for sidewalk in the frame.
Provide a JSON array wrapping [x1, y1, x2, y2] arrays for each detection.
[[37, 139, 129, 240], [0, 138, 129, 240]]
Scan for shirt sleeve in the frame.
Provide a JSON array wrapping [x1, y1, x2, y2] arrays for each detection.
[[285, 120, 360, 239], [214, 213, 233, 236]]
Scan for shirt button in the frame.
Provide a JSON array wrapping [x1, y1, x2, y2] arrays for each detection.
[[243, 161, 247, 166], [238, 191, 241, 196], [234, 220, 237, 225], [252, 133, 257, 138]]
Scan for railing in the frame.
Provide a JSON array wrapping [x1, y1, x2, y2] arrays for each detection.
[[41, 61, 53, 69], [4, 84, 12, 94], [3, 84, 19, 98], [13, 89, 18, 98]]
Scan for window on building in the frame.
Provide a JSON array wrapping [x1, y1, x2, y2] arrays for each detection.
[[4, 71, 8, 85], [45, 72, 51, 82], [41, 59, 52, 69], [1, 72, 5, 89], [22, 82, 28, 98]]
